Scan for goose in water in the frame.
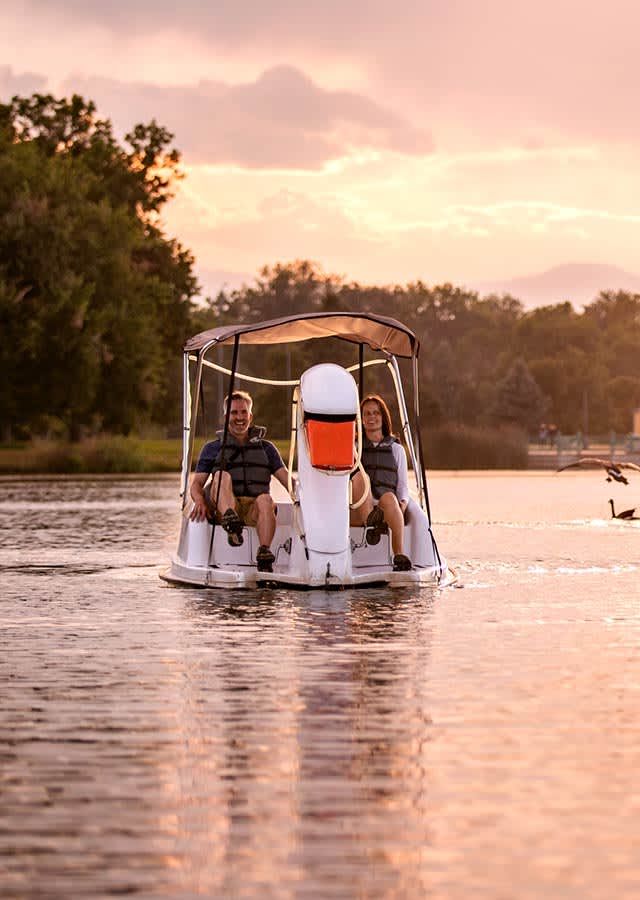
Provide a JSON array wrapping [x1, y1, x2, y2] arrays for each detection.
[[608, 499, 639, 520], [557, 457, 640, 485]]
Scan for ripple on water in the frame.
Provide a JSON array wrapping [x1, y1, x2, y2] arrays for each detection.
[[1, 474, 640, 898]]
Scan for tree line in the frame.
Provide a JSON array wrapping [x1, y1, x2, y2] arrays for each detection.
[[198, 261, 640, 437], [2, 93, 639, 442]]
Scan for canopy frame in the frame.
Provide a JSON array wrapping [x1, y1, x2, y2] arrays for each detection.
[[178, 311, 430, 521]]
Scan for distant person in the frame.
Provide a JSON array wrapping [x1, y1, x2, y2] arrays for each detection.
[[190, 390, 289, 572], [548, 423, 558, 447], [538, 423, 548, 446], [350, 394, 412, 571]]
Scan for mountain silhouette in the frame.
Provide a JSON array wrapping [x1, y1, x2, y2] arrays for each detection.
[[197, 261, 640, 308], [470, 263, 640, 309]]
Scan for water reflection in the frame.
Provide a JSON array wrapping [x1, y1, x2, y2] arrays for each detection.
[[161, 588, 437, 896], [3, 475, 640, 898]]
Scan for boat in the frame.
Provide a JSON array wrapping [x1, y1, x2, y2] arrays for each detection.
[[160, 311, 453, 589]]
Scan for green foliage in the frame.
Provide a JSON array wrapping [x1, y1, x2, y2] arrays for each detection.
[[0, 92, 196, 441], [80, 436, 148, 473], [199, 262, 640, 438], [32, 440, 86, 474], [605, 376, 640, 433], [515, 302, 599, 357], [489, 358, 549, 431], [0, 436, 293, 474], [1, 84, 638, 448], [423, 423, 529, 469], [0, 436, 165, 473]]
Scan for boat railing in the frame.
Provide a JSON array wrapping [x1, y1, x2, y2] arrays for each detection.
[[180, 351, 429, 512]]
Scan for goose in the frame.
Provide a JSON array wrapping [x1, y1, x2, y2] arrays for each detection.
[[556, 457, 640, 485], [608, 499, 639, 520]]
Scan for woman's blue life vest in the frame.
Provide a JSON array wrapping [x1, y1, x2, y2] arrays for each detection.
[[361, 435, 399, 499], [213, 425, 272, 498]]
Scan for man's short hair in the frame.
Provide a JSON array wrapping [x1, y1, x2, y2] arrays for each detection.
[[223, 390, 253, 415]]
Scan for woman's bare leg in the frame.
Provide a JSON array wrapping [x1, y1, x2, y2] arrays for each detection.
[[378, 492, 405, 555], [349, 470, 374, 525]]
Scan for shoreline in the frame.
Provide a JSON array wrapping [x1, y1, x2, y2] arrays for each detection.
[[1, 439, 638, 477]]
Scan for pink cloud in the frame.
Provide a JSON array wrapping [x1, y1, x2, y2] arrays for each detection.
[[4, 0, 640, 286], [63, 66, 433, 168], [0, 64, 46, 99], [6, 1, 640, 148]]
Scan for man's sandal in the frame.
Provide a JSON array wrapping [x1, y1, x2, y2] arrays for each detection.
[[256, 544, 275, 573]]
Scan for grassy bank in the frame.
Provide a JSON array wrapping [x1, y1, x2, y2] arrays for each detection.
[[1, 429, 528, 475], [0, 437, 182, 475], [0, 436, 291, 475], [0, 427, 527, 475], [422, 423, 529, 469]]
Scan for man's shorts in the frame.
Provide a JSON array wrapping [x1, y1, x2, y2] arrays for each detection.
[[204, 485, 257, 523], [232, 496, 258, 524]]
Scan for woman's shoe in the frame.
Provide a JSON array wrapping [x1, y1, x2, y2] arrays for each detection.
[[365, 507, 385, 545], [392, 553, 412, 571]]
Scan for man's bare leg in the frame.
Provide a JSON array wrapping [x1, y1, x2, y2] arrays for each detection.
[[210, 470, 236, 518], [249, 493, 277, 548]]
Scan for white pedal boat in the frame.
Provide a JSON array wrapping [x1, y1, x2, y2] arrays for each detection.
[[161, 312, 453, 589]]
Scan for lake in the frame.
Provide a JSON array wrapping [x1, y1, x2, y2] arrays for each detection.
[[1, 472, 639, 899]]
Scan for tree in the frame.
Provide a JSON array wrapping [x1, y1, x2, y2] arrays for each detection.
[[156, 255, 640, 440], [489, 358, 548, 431], [516, 301, 599, 359], [429, 340, 462, 421], [605, 376, 640, 433], [0, 93, 196, 438], [2, 94, 182, 215], [528, 349, 608, 433]]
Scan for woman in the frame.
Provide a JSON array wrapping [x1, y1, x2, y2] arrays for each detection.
[[351, 394, 412, 571]]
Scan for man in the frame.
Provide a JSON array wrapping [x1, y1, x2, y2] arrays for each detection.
[[190, 390, 289, 572]]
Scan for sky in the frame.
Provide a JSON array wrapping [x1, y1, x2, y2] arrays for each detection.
[[2, 0, 640, 298]]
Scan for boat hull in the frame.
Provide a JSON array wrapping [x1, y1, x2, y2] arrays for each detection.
[[160, 511, 452, 590], [160, 560, 451, 590], [165, 347, 454, 592]]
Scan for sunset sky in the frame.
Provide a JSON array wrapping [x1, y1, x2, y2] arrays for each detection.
[[2, 0, 640, 297]]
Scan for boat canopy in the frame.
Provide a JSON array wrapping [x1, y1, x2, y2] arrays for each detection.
[[184, 312, 419, 360]]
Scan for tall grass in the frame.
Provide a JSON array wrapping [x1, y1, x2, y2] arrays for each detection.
[[0, 429, 528, 474], [422, 423, 529, 469], [0, 436, 181, 474]]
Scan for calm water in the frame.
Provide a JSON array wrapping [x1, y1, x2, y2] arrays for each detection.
[[1, 472, 639, 899]]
